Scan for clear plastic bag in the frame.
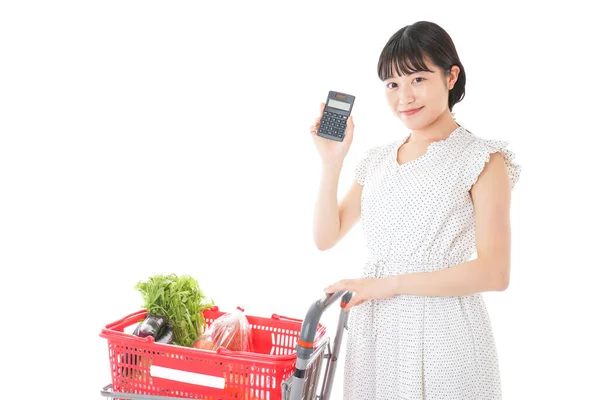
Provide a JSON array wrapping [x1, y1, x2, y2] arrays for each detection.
[[193, 309, 253, 352]]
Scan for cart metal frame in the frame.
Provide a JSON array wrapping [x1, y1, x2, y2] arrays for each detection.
[[100, 290, 352, 400]]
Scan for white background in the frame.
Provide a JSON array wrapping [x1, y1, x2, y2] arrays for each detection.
[[1, 1, 599, 399]]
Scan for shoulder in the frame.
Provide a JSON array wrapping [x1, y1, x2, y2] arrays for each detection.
[[354, 141, 393, 185], [358, 141, 391, 159], [355, 141, 393, 166], [460, 129, 522, 191], [465, 130, 511, 153]]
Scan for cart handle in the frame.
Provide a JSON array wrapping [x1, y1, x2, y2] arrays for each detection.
[[288, 290, 353, 400], [271, 314, 303, 323], [296, 290, 352, 349], [104, 309, 147, 330], [99, 310, 156, 343]]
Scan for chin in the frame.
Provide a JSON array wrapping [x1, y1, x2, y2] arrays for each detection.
[[399, 113, 438, 131]]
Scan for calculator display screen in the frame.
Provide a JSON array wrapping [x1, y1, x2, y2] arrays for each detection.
[[327, 98, 351, 111]]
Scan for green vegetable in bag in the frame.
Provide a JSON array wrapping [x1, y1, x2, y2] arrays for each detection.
[[135, 274, 214, 347]]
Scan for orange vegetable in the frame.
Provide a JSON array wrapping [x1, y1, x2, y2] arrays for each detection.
[[192, 338, 217, 351]]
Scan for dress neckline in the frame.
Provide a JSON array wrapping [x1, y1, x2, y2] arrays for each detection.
[[393, 125, 467, 170]]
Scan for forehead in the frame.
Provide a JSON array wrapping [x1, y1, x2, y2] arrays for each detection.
[[384, 56, 438, 81]]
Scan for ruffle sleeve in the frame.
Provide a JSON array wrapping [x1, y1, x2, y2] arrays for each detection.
[[463, 138, 522, 191]]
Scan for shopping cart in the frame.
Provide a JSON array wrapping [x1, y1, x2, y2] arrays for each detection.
[[99, 290, 353, 400]]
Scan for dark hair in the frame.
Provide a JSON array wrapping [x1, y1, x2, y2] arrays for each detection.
[[377, 21, 466, 112]]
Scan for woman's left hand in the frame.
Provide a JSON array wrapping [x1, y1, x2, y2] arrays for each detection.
[[324, 277, 398, 311]]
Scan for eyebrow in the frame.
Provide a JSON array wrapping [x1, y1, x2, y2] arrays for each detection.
[[385, 71, 430, 81]]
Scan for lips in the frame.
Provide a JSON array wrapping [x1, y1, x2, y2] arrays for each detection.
[[400, 106, 424, 116]]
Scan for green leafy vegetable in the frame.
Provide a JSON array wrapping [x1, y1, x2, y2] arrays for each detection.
[[135, 274, 214, 347]]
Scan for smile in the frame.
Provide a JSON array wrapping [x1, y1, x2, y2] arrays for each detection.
[[400, 106, 424, 116]]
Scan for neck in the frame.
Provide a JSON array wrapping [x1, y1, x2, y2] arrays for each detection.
[[408, 111, 459, 143]]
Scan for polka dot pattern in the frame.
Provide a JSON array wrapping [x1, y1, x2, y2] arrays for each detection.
[[343, 125, 521, 399]]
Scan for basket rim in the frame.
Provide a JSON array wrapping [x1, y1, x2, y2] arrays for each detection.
[[100, 308, 327, 363]]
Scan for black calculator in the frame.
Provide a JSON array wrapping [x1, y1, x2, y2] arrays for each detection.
[[317, 91, 355, 142]]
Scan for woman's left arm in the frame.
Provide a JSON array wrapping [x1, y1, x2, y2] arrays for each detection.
[[325, 152, 513, 310]]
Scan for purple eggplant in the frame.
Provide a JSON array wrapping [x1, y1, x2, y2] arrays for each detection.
[[155, 323, 174, 344], [137, 313, 168, 339], [132, 322, 141, 336]]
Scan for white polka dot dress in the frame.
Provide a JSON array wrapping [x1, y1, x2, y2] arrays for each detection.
[[343, 125, 521, 400]]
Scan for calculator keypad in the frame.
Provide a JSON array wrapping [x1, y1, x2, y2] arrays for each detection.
[[318, 111, 347, 139]]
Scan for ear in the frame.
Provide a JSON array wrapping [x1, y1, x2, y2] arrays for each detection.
[[447, 65, 460, 90]]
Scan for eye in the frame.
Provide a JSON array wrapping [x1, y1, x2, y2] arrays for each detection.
[[386, 82, 397, 89], [414, 77, 425, 83]]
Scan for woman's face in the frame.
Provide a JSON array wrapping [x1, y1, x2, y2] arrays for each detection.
[[383, 56, 459, 131]]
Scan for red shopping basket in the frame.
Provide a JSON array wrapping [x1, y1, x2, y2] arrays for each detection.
[[100, 306, 327, 400]]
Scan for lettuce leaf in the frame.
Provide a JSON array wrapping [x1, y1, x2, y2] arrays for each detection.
[[135, 274, 214, 347]]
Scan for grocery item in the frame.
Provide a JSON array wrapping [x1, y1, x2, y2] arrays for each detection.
[[134, 273, 214, 347], [192, 338, 217, 351], [196, 309, 253, 352], [155, 323, 174, 344], [137, 313, 168, 338]]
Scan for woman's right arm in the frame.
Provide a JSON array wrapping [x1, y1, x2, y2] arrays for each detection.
[[309, 102, 361, 251], [313, 161, 363, 250]]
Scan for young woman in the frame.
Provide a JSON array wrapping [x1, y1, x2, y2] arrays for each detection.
[[310, 21, 521, 399]]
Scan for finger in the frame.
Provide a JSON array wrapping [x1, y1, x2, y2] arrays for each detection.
[[344, 295, 363, 312], [324, 284, 338, 294], [344, 301, 354, 312], [324, 281, 344, 294], [325, 279, 353, 294], [346, 116, 354, 135]]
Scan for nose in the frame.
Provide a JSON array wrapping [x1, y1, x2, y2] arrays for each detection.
[[398, 84, 415, 107]]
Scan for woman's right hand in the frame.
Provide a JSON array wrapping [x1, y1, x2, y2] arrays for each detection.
[[309, 102, 354, 166]]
